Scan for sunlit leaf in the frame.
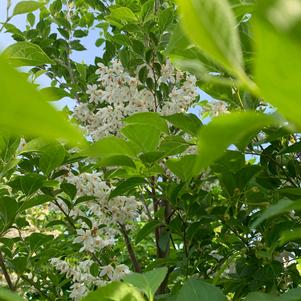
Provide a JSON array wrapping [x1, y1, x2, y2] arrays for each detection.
[[3, 42, 54, 66], [87, 137, 135, 158], [13, 1, 44, 15], [254, 2, 301, 128], [124, 267, 168, 300], [194, 112, 278, 175], [0, 56, 83, 144], [121, 124, 161, 153], [176, 0, 243, 75], [81, 281, 145, 301], [0, 289, 25, 301]]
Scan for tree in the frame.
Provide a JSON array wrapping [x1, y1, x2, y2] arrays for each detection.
[[1, 0, 301, 300]]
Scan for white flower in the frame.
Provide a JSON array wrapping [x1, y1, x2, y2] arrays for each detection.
[[202, 100, 229, 117], [49, 258, 71, 274], [75, 59, 198, 139], [70, 283, 88, 300], [99, 265, 115, 280], [78, 260, 94, 273], [114, 264, 130, 280]]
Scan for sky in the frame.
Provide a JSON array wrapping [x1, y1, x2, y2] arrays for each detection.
[[0, 1, 211, 112]]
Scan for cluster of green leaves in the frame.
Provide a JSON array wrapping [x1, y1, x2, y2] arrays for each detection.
[[2, 0, 301, 301]]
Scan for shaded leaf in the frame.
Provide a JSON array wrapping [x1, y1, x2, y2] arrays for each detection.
[[19, 195, 53, 212], [251, 198, 301, 228], [135, 220, 162, 244], [164, 113, 202, 136], [176, 279, 227, 301], [109, 177, 146, 199]]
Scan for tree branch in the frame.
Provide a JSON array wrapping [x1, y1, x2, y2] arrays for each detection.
[[0, 248, 14, 291], [118, 223, 141, 273]]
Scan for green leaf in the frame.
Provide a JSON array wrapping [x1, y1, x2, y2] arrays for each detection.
[[9, 173, 45, 195], [135, 220, 162, 244], [246, 288, 301, 301], [123, 267, 168, 301], [0, 56, 83, 144], [0, 197, 18, 234], [87, 137, 135, 158], [61, 183, 77, 200], [159, 136, 190, 156], [124, 112, 169, 134], [18, 138, 48, 154], [109, 7, 138, 23], [280, 141, 301, 154], [194, 112, 278, 175], [12, 256, 27, 274], [17, 139, 65, 175], [121, 124, 161, 153], [109, 177, 146, 199], [0, 135, 20, 162], [3, 42, 54, 66], [278, 288, 301, 301], [280, 228, 301, 245], [254, 7, 301, 129], [39, 142, 65, 176], [26, 233, 53, 251], [176, 0, 243, 75], [70, 40, 86, 51], [13, 1, 44, 15], [40, 87, 71, 101], [164, 113, 202, 136], [167, 23, 211, 78], [176, 279, 227, 301], [18, 195, 53, 212], [97, 155, 136, 169], [0, 289, 25, 301], [27, 12, 35, 26], [159, 7, 174, 31], [139, 152, 166, 164], [166, 155, 197, 181], [245, 292, 274, 301], [81, 281, 145, 301], [251, 198, 301, 228]]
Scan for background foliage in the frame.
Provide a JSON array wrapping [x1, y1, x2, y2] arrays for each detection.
[[1, 0, 301, 300]]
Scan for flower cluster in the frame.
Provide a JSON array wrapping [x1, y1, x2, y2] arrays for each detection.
[[74, 60, 198, 140], [48, 169, 143, 299], [50, 59, 198, 300], [49, 258, 130, 300], [201, 100, 229, 118], [66, 172, 142, 226]]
